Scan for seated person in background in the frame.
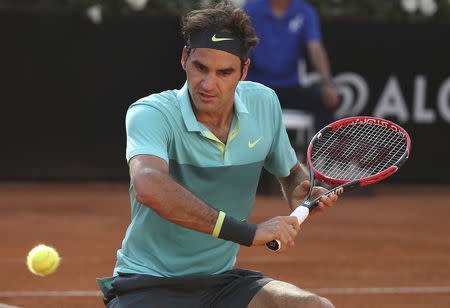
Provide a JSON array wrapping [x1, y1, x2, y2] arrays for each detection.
[[244, 0, 341, 134]]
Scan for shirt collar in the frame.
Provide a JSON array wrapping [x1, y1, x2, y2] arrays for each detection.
[[234, 83, 249, 116], [178, 82, 202, 132], [177, 81, 248, 132]]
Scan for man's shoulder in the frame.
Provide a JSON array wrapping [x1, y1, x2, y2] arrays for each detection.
[[236, 81, 279, 111], [237, 81, 275, 96], [129, 89, 180, 113]]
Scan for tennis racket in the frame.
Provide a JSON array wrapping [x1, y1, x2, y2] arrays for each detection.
[[266, 116, 411, 251]]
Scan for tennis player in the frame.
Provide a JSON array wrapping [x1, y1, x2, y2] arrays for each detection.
[[97, 1, 337, 307]]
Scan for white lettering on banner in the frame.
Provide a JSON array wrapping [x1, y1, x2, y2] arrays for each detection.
[[299, 63, 449, 123], [333, 73, 369, 118], [413, 75, 436, 123], [437, 77, 450, 123], [373, 76, 409, 123]]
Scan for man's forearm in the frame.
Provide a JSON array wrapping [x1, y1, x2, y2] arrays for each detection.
[[134, 170, 256, 246], [277, 162, 309, 210], [133, 169, 218, 234], [307, 41, 333, 82]]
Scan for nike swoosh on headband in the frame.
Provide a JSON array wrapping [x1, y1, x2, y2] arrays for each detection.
[[211, 34, 234, 42]]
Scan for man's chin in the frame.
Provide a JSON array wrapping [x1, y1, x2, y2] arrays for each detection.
[[193, 98, 218, 112], [196, 105, 217, 114]]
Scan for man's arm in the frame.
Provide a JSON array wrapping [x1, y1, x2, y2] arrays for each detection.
[[130, 154, 218, 234], [307, 41, 333, 82], [130, 154, 304, 252], [277, 161, 338, 214], [307, 41, 341, 109], [277, 162, 309, 210]]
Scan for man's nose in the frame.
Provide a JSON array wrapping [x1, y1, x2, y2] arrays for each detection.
[[201, 73, 216, 91]]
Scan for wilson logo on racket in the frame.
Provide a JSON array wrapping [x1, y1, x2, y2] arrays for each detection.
[[328, 133, 391, 169]]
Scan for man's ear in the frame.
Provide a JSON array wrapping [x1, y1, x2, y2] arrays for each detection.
[[240, 59, 251, 81], [181, 46, 188, 70]]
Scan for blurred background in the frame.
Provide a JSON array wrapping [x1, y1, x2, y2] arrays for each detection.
[[1, 0, 449, 185]]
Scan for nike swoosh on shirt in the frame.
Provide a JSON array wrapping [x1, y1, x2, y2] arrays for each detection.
[[248, 137, 262, 148], [211, 34, 234, 42]]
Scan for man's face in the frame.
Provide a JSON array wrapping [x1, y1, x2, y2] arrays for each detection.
[[181, 47, 249, 115]]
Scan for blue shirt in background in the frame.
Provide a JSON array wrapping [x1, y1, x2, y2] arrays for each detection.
[[244, 0, 322, 87]]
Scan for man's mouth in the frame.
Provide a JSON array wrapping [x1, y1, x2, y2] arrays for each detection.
[[198, 92, 216, 102]]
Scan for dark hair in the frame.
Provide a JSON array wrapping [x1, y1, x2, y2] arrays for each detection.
[[181, 0, 258, 62]]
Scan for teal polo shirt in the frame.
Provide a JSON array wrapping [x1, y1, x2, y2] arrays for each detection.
[[108, 81, 296, 282]]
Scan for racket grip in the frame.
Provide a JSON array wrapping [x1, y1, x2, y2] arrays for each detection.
[[290, 205, 310, 224], [265, 206, 310, 251]]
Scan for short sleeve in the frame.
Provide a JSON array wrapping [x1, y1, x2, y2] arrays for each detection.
[[303, 5, 322, 42], [125, 103, 172, 163], [264, 91, 298, 177]]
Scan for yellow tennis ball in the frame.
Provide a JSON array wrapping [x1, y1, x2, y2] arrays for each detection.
[[26, 244, 61, 276]]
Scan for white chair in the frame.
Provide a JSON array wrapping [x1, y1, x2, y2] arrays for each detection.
[[281, 109, 315, 148]]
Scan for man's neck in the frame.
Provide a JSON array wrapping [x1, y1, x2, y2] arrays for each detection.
[[198, 109, 234, 144], [196, 108, 234, 130], [270, 0, 291, 18]]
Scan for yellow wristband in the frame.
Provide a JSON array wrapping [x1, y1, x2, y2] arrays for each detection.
[[212, 211, 226, 238]]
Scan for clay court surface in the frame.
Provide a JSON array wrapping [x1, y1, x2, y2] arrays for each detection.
[[1, 183, 449, 308]]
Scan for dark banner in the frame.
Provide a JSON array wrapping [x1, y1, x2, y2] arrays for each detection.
[[321, 21, 450, 184], [1, 11, 449, 183], [0, 11, 185, 180]]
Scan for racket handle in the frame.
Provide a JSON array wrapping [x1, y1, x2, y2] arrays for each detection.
[[265, 206, 310, 251], [290, 204, 310, 223]]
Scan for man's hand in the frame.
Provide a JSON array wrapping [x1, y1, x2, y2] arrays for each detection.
[[321, 83, 341, 110], [291, 181, 338, 215], [252, 216, 300, 253], [251, 181, 338, 253]]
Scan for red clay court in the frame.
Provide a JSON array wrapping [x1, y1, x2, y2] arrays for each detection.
[[1, 183, 449, 308]]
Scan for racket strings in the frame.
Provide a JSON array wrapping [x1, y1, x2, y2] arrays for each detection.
[[335, 124, 377, 177], [330, 124, 405, 179], [322, 125, 405, 179], [370, 127, 405, 173], [311, 123, 407, 181], [327, 124, 383, 179], [313, 123, 376, 178], [341, 124, 398, 179], [334, 125, 381, 179]]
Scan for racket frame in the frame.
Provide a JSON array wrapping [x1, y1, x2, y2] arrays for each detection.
[[308, 116, 411, 190], [265, 116, 411, 251]]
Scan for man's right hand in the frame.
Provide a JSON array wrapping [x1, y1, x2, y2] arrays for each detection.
[[322, 83, 341, 110], [252, 216, 301, 253]]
